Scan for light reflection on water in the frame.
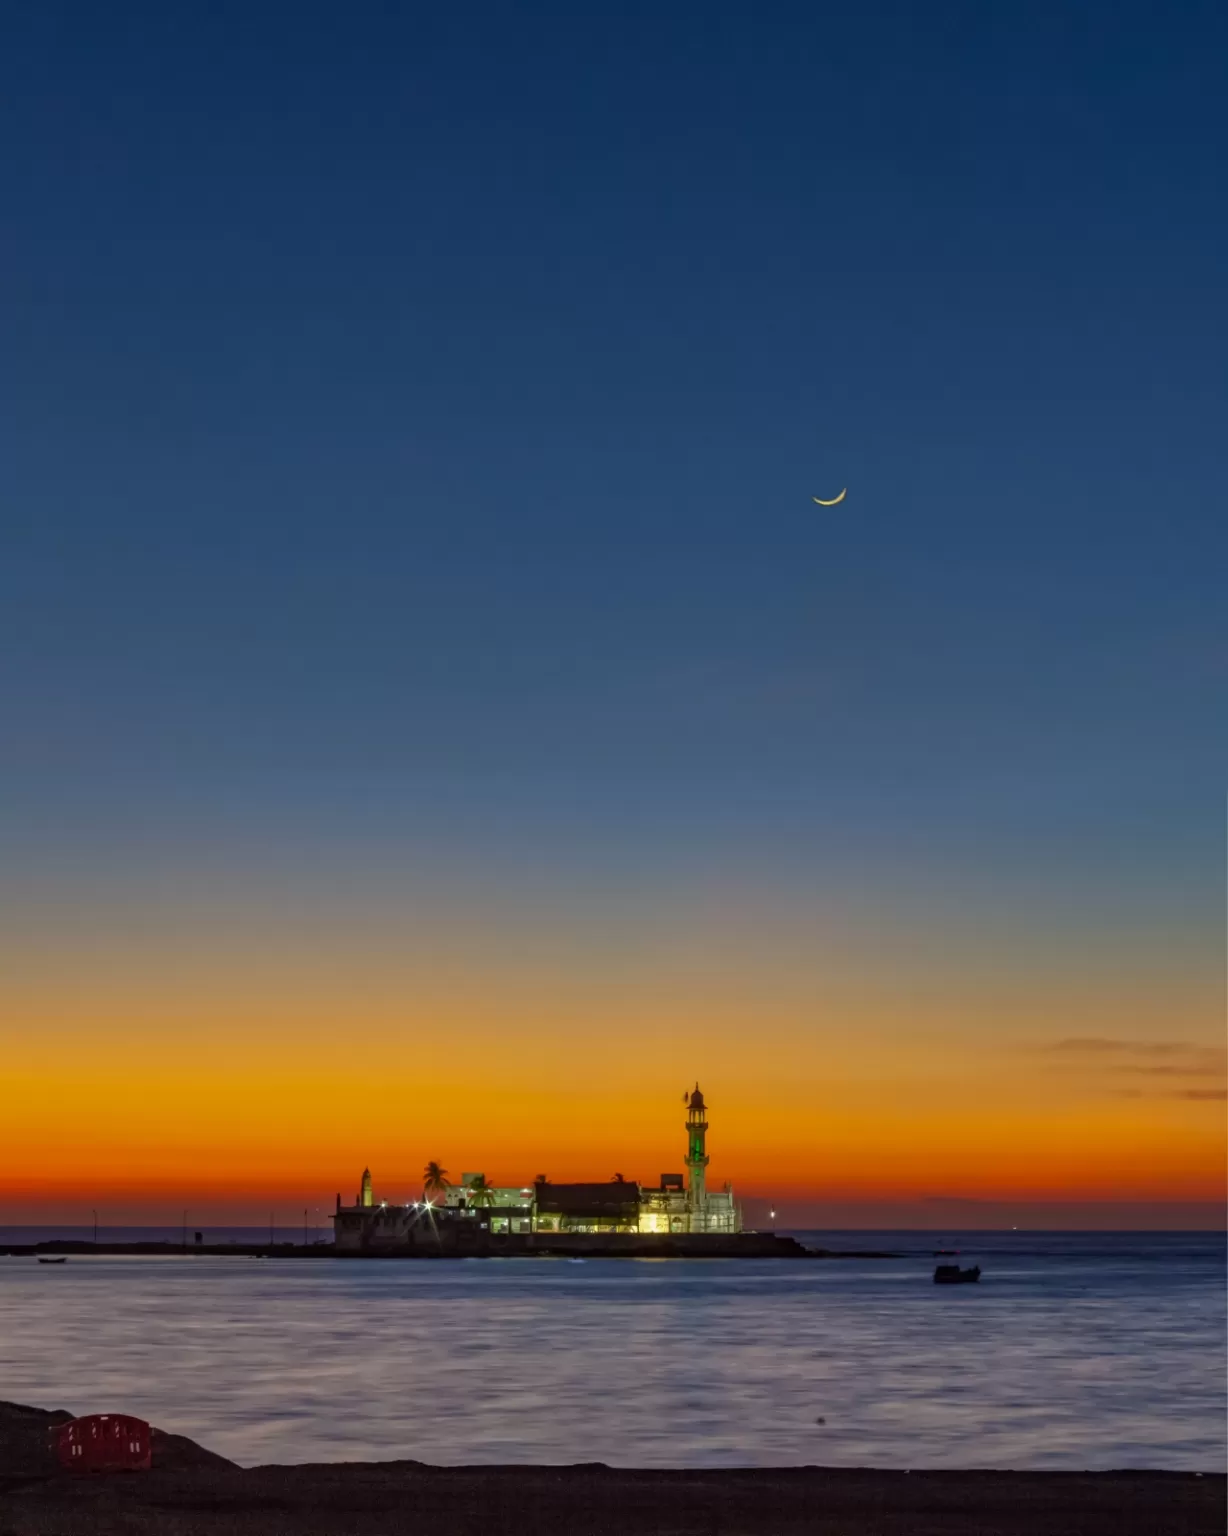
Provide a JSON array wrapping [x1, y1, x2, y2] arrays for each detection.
[[2, 1232, 1223, 1469]]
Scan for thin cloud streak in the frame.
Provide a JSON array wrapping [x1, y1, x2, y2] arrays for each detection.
[[1111, 1087, 1226, 1103], [1117, 1063, 1227, 1079], [1044, 1038, 1226, 1087], [1046, 1038, 1216, 1059], [1044, 1037, 1226, 1111]]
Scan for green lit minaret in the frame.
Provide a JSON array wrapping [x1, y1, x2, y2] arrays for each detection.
[[685, 1083, 709, 1230]]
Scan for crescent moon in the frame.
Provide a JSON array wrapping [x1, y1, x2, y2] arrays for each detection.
[[812, 489, 847, 506]]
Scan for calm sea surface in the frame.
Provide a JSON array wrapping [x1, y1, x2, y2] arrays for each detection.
[[1, 1231, 1223, 1470]]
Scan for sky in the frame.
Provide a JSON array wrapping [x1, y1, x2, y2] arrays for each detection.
[[1, 0, 1224, 1228]]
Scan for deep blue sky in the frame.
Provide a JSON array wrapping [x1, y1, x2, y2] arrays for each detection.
[[2, 0, 1224, 940]]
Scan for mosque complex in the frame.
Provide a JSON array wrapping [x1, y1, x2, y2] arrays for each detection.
[[333, 1084, 742, 1251]]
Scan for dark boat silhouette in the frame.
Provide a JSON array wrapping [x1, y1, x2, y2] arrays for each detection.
[[933, 1263, 980, 1284], [38, 1256, 68, 1265]]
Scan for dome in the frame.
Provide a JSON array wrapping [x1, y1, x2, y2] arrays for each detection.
[[688, 1085, 705, 1110]]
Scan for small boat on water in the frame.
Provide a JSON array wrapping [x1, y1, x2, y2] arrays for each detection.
[[38, 1256, 68, 1265], [933, 1263, 980, 1284]]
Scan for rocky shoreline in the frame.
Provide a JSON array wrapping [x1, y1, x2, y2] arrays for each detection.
[[0, 1236, 901, 1260], [2, 1402, 1222, 1536]]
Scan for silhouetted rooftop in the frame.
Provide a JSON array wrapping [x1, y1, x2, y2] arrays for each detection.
[[534, 1182, 641, 1218]]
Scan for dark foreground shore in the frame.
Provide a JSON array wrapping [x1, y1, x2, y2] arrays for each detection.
[[3, 1403, 1223, 1536]]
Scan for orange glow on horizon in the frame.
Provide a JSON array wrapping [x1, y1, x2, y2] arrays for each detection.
[[3, 887, 1223, 1227]]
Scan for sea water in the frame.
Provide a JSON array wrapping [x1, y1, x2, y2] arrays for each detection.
[[1, 1231, 1223, 1470]]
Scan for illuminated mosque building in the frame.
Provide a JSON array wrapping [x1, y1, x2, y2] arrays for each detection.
[[333, 1084, 741, 1249]]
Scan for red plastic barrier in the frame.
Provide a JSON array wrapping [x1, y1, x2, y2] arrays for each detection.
[[52, 1414, 151, 1473]]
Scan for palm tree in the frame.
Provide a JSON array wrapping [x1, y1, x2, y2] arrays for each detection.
[[612, 1172, 626, 1183], [467, 1173, 496, 1208], [423, 1161, 450, 1202]]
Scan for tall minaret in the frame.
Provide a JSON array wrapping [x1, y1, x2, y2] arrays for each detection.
[[685, 1084, 709, 1231], [360, 1167, 373, 1208]]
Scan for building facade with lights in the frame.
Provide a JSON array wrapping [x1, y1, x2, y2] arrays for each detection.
[[332, 1083, 741, 1249]]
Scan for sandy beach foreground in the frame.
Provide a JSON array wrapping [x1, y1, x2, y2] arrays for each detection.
[[2, 1403, 1223, 1536]]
